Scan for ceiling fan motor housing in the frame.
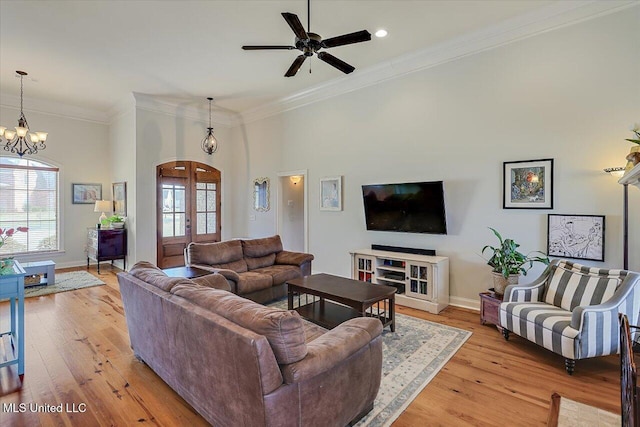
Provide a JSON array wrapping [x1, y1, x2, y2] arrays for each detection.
[[295, 32, 322, 56]]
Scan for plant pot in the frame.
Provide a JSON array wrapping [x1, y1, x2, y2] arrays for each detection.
[[625, 145, 640, 172], [110, 222, 125, 229], [491, 271, 520, 295]]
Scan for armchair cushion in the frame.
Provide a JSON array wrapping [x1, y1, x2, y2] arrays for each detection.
[[544, 264, 621, 311]]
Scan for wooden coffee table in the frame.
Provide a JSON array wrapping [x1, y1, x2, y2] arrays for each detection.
[[287, 273, 396, 332]]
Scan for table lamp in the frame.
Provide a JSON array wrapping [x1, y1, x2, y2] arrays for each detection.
[[94, 200, 112, 226]]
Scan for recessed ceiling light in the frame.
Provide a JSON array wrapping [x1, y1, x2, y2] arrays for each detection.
[[375, 29, 388, 38]]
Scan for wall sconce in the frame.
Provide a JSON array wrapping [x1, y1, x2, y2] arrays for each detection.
[[604, 167, 625, 178], [290, 176, 302, 185]]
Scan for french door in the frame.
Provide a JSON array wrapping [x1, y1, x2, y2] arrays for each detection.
[[156, 161, 221, 268]]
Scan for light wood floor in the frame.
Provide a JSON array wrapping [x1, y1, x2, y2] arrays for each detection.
[[0, 266, 620, 426]]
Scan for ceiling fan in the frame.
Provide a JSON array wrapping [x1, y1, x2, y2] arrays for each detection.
[[242, 0, 371, 77]]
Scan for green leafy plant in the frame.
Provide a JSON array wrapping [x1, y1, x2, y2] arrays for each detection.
[[481, 227, 549, 279], [626, 123, 640, 145], [107, 215, 124, 223]]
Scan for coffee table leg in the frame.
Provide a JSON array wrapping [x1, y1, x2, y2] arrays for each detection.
[[288, 287, 294, 310], [389, 296, 395, 332]]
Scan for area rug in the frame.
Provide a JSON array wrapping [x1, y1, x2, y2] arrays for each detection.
[[268, 299, 472, 426], [24, 271, 105, 298], [548, 393, 620, 427]]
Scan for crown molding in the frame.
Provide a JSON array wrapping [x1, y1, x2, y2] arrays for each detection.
[[0, 93, 110, 124], [238, 0, 637, 125], [131, 93, 236, 128]]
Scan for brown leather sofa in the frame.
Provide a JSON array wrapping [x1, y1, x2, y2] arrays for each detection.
[[185, 235, 314, 303], [117, 262, 383, 427]]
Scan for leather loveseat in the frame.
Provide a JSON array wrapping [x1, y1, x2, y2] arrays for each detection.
[[185, 235, 313, 303], [117, 262, 383, 427]]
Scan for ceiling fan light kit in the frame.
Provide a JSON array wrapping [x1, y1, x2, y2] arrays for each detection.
[[242, 0, 371, 77]]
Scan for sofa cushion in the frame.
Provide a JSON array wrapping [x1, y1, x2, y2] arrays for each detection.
[[129, 261, 193, 292], [187, 240, 246, 270], [544, 264, 621, 311], [252, 265, 302, 285], [242, 235, 283, 258], [170, 284, 307, 364], [236, 271, 273, 294], [245, 253, 276, 270]]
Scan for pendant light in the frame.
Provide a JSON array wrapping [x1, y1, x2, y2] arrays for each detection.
[[0, 71, 49, 157], [201, 97, 219, 155]]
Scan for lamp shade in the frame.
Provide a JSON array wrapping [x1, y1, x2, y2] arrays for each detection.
[[94, 200, 112, 213]]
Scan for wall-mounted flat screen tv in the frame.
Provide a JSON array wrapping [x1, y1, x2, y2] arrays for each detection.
[[362, 181, 447, 234]]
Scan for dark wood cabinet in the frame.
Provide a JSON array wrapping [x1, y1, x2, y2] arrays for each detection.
[[86, 228, 127, 273]]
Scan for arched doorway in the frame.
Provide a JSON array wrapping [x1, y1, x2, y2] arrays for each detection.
[[156, 161, 221, 268]]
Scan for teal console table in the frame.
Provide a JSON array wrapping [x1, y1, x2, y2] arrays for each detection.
[[0, 260, 26, 380]]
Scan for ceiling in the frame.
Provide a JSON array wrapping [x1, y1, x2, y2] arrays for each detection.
[[0, 0, 582, 116]]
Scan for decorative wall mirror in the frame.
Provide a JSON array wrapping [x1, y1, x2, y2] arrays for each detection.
[[253, 177, 270, 212]]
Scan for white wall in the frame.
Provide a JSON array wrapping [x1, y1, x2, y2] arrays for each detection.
[[279, 176, 305, 252], [108, 96, 136, 269], [0, 105, 110, 268], [231, 8, 640, 307]]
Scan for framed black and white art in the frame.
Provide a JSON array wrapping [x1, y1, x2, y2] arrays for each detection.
[[547, 214, 605, 262]]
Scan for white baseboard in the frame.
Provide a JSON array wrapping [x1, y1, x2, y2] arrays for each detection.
[[449, 296, 480, 312]]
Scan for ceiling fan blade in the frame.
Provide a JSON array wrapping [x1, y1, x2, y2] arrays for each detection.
[[317, 52, 355, 74], [282, 12, 308, 40], [285, 55, 307, 77], [242, 45, 296, 50], [321, 30, 371, 49]]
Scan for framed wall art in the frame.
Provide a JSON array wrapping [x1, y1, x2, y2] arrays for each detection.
[[112, 182, 127, 216], [547, 214, 605, 262], [72, 183, 102, 204], [320, 176, 342, 211], [503, 158, 553, 209]]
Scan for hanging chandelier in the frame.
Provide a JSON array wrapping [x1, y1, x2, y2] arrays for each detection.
[[201, 97, 219, 155], [0, 71, 48, 157]]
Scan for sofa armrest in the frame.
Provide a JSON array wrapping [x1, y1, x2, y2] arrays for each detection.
[[190, 264, 240, 293], [280, 317, 382, 384], [503, 271, 551, 303], [572, 271, 640, 330], [275, 250, 314, 267], [191, 274, 231, 292]]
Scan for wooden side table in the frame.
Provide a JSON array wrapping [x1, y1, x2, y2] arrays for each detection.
[[479, 290, 503, 331]]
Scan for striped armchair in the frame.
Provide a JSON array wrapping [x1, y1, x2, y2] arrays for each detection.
[[499, 259, 640, 374]]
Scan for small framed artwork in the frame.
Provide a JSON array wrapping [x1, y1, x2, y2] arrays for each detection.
[[72, 183, 102, 204], [503, 158, 553, 209], [320, 176, 342, 211], [112, 182, 127, 216], [547, 214, 605, 261]]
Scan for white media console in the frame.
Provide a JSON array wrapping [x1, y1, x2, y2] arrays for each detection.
[[350, 249, 449, 314]]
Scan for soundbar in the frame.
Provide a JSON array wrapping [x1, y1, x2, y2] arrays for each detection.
[[371, 244, 436, 256]]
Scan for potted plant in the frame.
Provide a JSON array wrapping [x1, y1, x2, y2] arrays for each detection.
[[481, 227, 549, 295], [108, 215, 125, 229], [0, 227, 28, 274]]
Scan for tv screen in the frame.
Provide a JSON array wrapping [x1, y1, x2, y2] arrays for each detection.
[[362, 181, 447, 234]]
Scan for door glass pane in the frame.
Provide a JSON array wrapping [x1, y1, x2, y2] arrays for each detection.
[[207, 213, 216, 233], [207, 183, 216, 190], [175, 188, 186, 212], [162, 187, 173, 212], [175, 213, 186, 236], [197, 189, 206, 211], [196, 182, 206, 190], [197, 212, 206, 234], [206, 191, 216, 211], [163, 214, 174, 237]]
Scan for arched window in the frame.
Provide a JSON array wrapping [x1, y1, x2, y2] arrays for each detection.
[[0, 156, 59, 255]]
